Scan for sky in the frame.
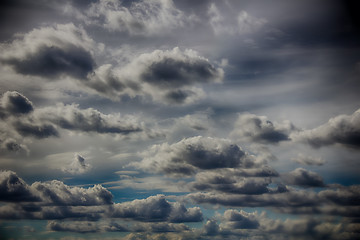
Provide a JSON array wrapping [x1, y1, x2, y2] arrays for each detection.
[[0, 0, 360, 239]]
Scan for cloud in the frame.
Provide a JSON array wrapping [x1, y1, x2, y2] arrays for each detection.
[[0, 170, 39, 202], [112, 47, 224, 104], [62, 154, 91, 175], [47, 220, 99, 233], [32, 180, 113, 206], [13, 121, 59, 139], [37, 103, 143, 135], [294, 108, 360, 149], [135, 136, 253, 177], [0, 91, 147, 147], [1, 23, 96, 79], [282, 168, 326, 188], [221, 209, 259, 230], [86, 0, 190, 35], [111, 195, 202, 223], [292, 153, 325, 166], [230, 113, 296, 144], [0, 91, 33, 116], [208, 4, 267, 36], [189, 171, 272, 195]]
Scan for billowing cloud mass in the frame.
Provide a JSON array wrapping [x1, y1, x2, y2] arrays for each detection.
[[111, 195, 203, 222], [230, 113, 296, 144], [88, 47, 224, 104], [295, 108, 360, 149], [135, 136, 253, 177], [1, 23, 96, 79]]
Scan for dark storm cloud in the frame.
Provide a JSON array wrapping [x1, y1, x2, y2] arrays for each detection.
[[0, 171, 39, 202], [231, 113, 296, 144], [1, 23, 96, 80], [112, 195, 202, 222], [295, 108, 360, 149], [0, 91, 33, 116], [13, 121, 59, 139], [140, 56, 221, 89], [282, 168, 326, 188], [136, 136, 253, 177], [3, 45, 95, 79]]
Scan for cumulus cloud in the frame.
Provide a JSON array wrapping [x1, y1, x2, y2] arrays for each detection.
[[294, 108, 360, 149], [230, 113, 296, 144], [86, 0, 190, 35], [221, 209, 259, 230], [135, 136, 253, 177], [0, 170, 39, 202], [111, 195, 202, 223], [282, 168, 326, 188], [62, 153, 91, 175], [1, 23, 96, 79], [0, 170, 112, 207], [0, 91, 147, 148], [110, 47, 224, 104]]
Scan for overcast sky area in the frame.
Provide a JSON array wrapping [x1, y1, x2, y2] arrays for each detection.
[[1, 0, 360, 239]]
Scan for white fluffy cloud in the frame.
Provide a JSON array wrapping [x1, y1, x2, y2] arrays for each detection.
[[86, 0, 190, 35]]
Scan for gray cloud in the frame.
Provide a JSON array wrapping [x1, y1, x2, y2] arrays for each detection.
[[111, 195, 202, 223], [294, 108, 360, 149], [230, 113, 296, 144], [221, 209, 259, 230], [101, 47, 224, 104], [1, 23, 97, 80], [38, 103, 143, 135], [190, 171, 272, 195], [282, 168, 326, 188], [13, 121, 59, 139], [135, 136, 253, 177], [0, 91, 33, 116]]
